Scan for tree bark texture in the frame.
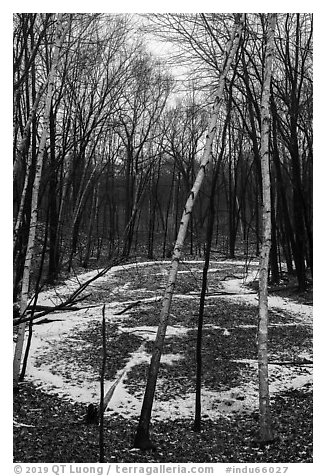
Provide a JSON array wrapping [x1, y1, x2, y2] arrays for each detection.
[[257, 12, 276, 443]]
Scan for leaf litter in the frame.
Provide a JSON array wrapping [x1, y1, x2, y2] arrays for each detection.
[[14, 259, 312, 462]]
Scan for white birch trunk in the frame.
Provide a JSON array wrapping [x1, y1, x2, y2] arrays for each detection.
[[13, 14, 69, 388], [257, 13, 277, 442], [134, 13, 245, 448]]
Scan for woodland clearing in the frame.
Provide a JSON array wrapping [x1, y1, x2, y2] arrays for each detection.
[[13, 259, 313, 463], [13, 12, 313, 465]]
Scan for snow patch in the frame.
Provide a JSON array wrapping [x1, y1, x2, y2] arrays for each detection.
[[23, 258, 312, 421]]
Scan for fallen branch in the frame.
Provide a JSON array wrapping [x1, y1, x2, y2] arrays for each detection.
[[220, 274, 244, 281], [13, 419, 35, 428], [102, 371, 126, 411], [13, 296, 91, 326], [179, 291, 257, 297], [115, 301, 142, 315], [29, 304, 81, 312], [209, 291, 257, 296], [34, 318, 65, 325], [269, 360, 313, 366], [13, 257, 127, 327]]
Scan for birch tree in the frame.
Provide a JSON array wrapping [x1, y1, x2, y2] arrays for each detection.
[[13, 13, 70, 388], [257, 12, 277, 443], [134, 13, 245, 450]]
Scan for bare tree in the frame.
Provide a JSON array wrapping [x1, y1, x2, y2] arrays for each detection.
[[257, 12, 277, 443]]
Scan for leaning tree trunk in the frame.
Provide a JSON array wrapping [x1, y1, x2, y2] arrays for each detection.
[[134, 13, 245, 450], [13, 14, 69, 388], [257, 12, 276, 443]]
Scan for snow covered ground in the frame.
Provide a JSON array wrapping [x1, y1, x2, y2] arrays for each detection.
[[22, 259, 312, 421]]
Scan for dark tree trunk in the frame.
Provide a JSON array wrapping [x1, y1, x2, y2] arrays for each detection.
[[162, 161, 176, 258], [47, 106, 59, 283], [194, 129, 225, 431], [269, 181, 280, 284], [82, 186, 98, 268]]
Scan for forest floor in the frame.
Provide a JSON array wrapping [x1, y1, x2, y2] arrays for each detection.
[[13, 258, 313, 463]]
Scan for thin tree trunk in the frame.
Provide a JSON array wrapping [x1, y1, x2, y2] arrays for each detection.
[[134, 14, 245, 449], [194, 159, 225, 432], [13, 14, 69, 388], [269, 180, 280, 284], [68, 165, 98, 271], [83, 184, 99, 268], [228, 141, 236, 258], [55, 151, 72, 270], [270, 96, 295, 274], [257, 12, 276, 444], [13, 152, 33, 252], [47, 105, 59, 283], [251, 174, 260, 256], [162, 161, 176, 258], [289, 14, 307, 291], [123, 168, 152, 258], [148, 157, 162, 259], [99, 305, 106, 463], [123, 171, 140, 257], [13, 86, 45, 183]]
